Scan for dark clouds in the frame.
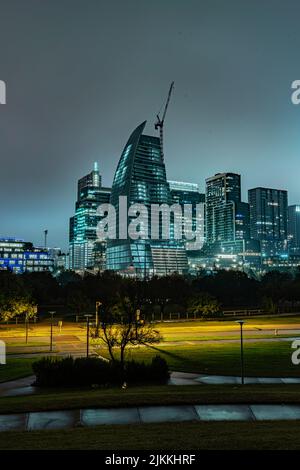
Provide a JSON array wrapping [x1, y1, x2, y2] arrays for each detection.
[[0, 0, 300, 249]]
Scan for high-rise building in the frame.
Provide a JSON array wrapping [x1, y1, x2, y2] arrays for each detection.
[[288, 205, 300, 255], [69, 163, 111, 271], [169, 180, 205, 251], [201, 173, 260, 270], [205, 173, 250, 244], [248, 187, 288, 257], [0, 238, 54, 273], [106, 121, 188, 276]]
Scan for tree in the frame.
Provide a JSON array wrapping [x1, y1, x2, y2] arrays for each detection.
[[67, 290, 92, 316], [0, 296, 37, 322], [187, 292, 221, 318], [92, 282, 162, 369]]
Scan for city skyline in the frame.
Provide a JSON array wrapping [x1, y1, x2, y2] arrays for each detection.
[[1, 0, 300, 249]]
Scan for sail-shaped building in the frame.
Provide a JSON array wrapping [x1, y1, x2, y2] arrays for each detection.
[[106, 121, 188, 276]]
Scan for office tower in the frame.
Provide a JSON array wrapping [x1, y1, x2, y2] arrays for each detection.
[[288, 205, 300, 255], [205, 173, 250, 244], [0, 238, 53, 273], [106, 121, 188, 276], [169, 180, 205, 251], [248, 187, 288, 257], [69, 163, 111, 271]]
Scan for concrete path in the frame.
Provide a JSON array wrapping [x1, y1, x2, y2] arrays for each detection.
[[0, 376, 37, 397], [2, 403, 300, 432], [1, 371, 300, 398], [169, 371, 300, 385]]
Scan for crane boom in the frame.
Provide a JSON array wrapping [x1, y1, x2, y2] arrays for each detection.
[[161, 81, 174, 122], [155, 82, 174, 162]]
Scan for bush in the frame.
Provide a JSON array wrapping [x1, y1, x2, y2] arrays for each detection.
[[32, 355, 169, 388]]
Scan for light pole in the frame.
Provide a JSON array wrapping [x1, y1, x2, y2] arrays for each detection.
[[84, 314, 93, 357], [95, 301, 101, 327], [25, 313, 29, 344], [49, 311, 55, 353], [236, 320, 245, 385]]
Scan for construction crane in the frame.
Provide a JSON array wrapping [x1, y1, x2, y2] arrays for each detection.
[[155, 81, 174, 162]]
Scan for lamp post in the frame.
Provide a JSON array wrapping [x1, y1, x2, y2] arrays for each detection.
[[49, 311, 55, 353], [95, 301, 101, 328], [236, 320, 245, 385], [25, 313, 29, 344], [84, 314, 93, 357]]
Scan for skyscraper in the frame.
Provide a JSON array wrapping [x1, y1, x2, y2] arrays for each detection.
[[106, 121, 188, 276], [69, 163, 111, 271], [205, 173, 250, 244], [248, 187, 288, 257], [288, 205, 300, 255], [169, 180, 205, 251]]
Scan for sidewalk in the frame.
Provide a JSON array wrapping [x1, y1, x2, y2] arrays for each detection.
[[2, 403, 300, 432], [1, 371, 300, 398], [169, 371, 300, 385]]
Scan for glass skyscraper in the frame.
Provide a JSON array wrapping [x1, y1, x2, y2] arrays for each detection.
[[106, 121, 188, 276], [69, 163, 111, 271], [205, 173, 250, 244], [201, 173, 260, 269], [169, 180, 205, 251], [248, 187, 288, 258], [288, 205, 300, 255]]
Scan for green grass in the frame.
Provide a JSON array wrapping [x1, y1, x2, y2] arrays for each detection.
[[2, 384, 300, 414], [98, 340, 300, 377], [1, 421, 300, 450], [0, 358, 35, 383]]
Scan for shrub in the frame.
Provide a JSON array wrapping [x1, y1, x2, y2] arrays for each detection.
[[32, 355, 169, 388]]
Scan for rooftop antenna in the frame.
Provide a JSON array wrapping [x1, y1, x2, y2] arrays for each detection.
[[155, 81, 174, 162], [44, 229, 48, 249]]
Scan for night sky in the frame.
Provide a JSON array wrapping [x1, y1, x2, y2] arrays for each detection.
[[1, 0, 300, 250]]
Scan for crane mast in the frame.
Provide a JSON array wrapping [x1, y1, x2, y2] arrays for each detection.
[[155, 81, 174, 162]]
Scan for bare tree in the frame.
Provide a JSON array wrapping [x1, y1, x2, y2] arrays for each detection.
[[92, 287, 162, 368]]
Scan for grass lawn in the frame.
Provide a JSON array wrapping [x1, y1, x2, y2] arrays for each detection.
[[0, 358, 36, 383], [98, 340, 300, 377], [157, 317, 300, 341], [2, 384, 300, 414], [1, 421, 300, 450]]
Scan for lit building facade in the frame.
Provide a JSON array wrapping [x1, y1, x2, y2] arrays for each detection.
[[205, 173, 250, 244], [288, 205, 300, 255], [106, 121, 188, 276], [201, 173, 259, 270], [0, 238, 53, 273], [69, 163, 111, 271], [169, 180, 205, 247], [248, 187, 288, 258]]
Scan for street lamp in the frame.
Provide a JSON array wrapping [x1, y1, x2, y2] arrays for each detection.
[[95, 301, 102, 327], [236, 320, 245, 385], [49, 311, 56, 353], [84, 314, 93, 358], [25, 313, 29, 344]]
